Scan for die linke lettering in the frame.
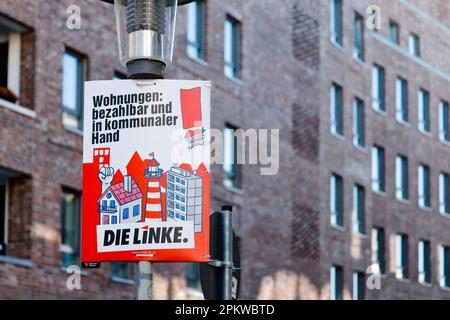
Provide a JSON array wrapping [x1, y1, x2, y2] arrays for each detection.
[[103, 226, 184, 247]]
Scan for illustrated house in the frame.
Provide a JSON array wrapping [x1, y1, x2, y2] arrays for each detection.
[[166, 167, 203, 232], [98, 176, 143, 225]]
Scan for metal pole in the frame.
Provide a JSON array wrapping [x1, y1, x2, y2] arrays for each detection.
[[221, 205, 233, 300], [129, 0, 167, 300], [137, 261, 153, 299]]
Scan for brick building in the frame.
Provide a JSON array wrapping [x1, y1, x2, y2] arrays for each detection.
[[0, 0, 450, 300]]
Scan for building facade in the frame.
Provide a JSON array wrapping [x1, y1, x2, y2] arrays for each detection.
[[0, 0, 450, 300]]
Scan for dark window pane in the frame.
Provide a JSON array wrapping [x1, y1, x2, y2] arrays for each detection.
[[61, 190, 81, 268], [0, 183, 6, 256]]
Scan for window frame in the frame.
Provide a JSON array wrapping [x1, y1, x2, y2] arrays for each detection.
[[395, 77, 408, 123], [372, 227, 386, 274], [352, 184, 365, 235], [409, 33, 421, 57], [353, 12, 364, 61], [0, 180, 8, 256], [371, 145, 385, 193], [62, 49, 86, 130], [439, 245, 450, 288], [60, 188, 82, 269], [330, 83, 344, 137], [439, 100, 450, 142], [418, 89, 430, 133], [439, 172, 450, 215], [352, 271, 365, 300], [224, 15, 241, 80], [418, 239, 431, 285], [330, 0, 343, 46], [353, 97, 365, 147], [372, 64, 385, 113], [330, 173, 344, 228], [418, 164, 431, 209], [389, 20, 400, 45], [395, 233, 409, 280], [223, 123, 241, 190], [187, 0, 206, 61], [395, 155, 409, 201], [330, 265, 343, 300]]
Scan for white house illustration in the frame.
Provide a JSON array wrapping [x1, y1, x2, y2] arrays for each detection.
[[98, 175, 143, 225], [166, 166, 203, 233]]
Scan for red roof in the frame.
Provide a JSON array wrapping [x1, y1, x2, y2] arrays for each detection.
[[146, 158, 160, 167], [99, 178, 143, 205]]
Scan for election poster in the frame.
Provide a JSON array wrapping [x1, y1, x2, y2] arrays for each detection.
[[81, 80, 210, 262]]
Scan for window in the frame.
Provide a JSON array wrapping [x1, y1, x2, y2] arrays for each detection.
[[354, 13, 364, 61], [353, 97, 364, 147], [330, 265, 343, 300], [61, 189, 81, 268], [418, 89, 430, 133], [439, 245, 450, 288], [0, 20, 25, 103], [62, 49, 85, 130], [187, 0, 206, 61], [372, 227, 386, 274], [330, 0, 343, 45], [330, 174, 343, 227], [372, 64, 385, 112], [418, 164, 431, 209], [395, 155, 409, 201], [396, 77, 408, 123], [224, 16, 241, 79], [112, 262, 133, 281], [133, 204, 140, 217], [389, 20, 400, 45], [123, 208, 129, 220], [353, 184, 365, 234], [185, 263, 201, 290], [418, 240, 431, 284], [439, 173, 450, 215], [0, 180, 7, 256], [352, 271, 365, 300], [395, 233, 409, 280], [330, 83, 343, 136], [439, 100, 450, 142], [112, 216, 117, 224], [371, 145, 385, 193], [223, 124, 240, 189], [409, 33, 420, 57]]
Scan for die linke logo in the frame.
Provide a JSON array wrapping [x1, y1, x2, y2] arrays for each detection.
[[82, 80, 210, 262]]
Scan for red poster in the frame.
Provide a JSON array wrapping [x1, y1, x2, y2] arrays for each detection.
[[81, 80, 210, 262]]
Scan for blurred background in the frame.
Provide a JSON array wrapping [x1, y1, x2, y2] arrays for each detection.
[[0, 0, 450, 300]]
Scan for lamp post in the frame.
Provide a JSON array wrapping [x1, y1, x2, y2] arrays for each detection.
[[101, 0, 197, 79], [100, 0, 197, 300]]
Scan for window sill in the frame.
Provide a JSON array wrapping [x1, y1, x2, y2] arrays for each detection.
[[439, 212, 450, 219], [330, 224, 345, 232], [439, 139, 450, 147], [0, 255, 33, 268], [396, 198, 410, 205], [331, 131, 345, 141], [64, 125, 83, 137], [224, 74, 244, 86], [396, 119, 410, 127], [353, 232, 367, 239], [353, 143, 367, 153], [372, 107, 387, 117], [419, 281, 433, 288], [352, 54, 366, 67], [439, 285, 450, 292], [419, 205, 432, 212], [187, 55, 208, 67], [112, 276, 135, 285], [330, 38, 345, 51], [0, 98, 36, 119], [396, 277, 410, 284], [372, 190, 386, 197], [419, 129, 432, 138], [223, 182, 243, 195], [186, 287, 204, 298]]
